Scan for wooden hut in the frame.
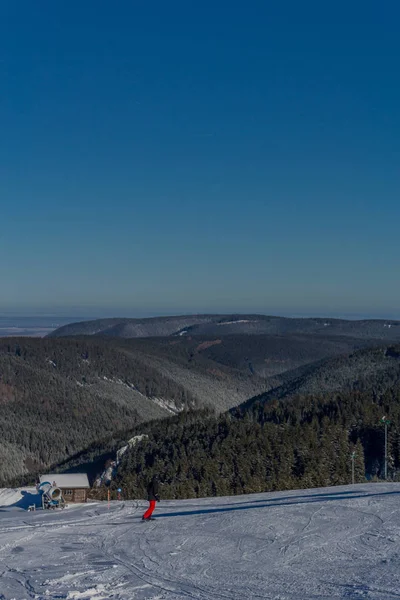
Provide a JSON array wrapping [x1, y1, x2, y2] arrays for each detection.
[[39, 473, 90, 503]]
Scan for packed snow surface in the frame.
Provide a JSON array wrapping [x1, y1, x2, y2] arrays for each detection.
[[1, 483, 400, 599]]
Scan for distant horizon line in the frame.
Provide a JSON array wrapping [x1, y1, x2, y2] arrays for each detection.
[[0, 311, 400, 322]]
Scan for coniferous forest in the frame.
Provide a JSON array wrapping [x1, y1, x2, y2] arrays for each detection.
[[1, 336, 400, 498], [109, 381, 400, 500]]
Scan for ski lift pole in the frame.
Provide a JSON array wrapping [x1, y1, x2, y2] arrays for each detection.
[[351, 451, 356, 485], [380, 416, 391, 480], [385, 421, 387, 480]]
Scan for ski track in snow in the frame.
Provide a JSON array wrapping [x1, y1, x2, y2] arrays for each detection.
[[1, 484, 400, 599]]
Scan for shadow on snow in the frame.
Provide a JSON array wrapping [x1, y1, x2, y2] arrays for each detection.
[[153, 489, 400, 519], [0, 490, 41, 510]]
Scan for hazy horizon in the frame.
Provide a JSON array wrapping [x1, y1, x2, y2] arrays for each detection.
[[1, 309, 400, 321]]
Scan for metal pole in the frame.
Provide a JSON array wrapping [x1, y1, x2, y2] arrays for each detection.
[[385, 422, 388, 480], [351, 452, 355, 485]]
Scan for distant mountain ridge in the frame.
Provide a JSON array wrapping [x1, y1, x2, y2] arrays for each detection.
[[48, 314, 400, 341], [237, 344, 400, 413]]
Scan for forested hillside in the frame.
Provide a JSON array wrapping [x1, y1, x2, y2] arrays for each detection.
[[135, 332, 371, 378], [112, 389, 399, 500], [240, 345, 400, 411], [100, 345, 400, 500], [0, 337, 197, 403], [0, 353, 141, 485], [2, 336, 399, 489], [0, 337, 198, 484], [0, 334, 270, 484]]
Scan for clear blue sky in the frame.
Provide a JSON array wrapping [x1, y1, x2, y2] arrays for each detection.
[[1, 1, 399, 318]]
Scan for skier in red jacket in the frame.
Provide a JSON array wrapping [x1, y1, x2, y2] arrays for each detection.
[[142, 475, 160, 521]]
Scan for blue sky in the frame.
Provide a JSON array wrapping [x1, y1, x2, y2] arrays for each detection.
[[1, 1, 399, 318]]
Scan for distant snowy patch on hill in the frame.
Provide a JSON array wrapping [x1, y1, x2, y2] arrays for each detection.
[[95, 435, 149, 487], [218, 319, 252, 325], [116, 435, 148, 462]]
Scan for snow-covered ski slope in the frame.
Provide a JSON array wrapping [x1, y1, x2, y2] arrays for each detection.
[[1, 483, 400, 599]]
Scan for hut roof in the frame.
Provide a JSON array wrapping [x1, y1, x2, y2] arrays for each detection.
[[39, 474, 90, 488]]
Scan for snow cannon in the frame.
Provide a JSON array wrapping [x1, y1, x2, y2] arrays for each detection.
[[39, 482, 62, 500], [38, 481, 64, 509]]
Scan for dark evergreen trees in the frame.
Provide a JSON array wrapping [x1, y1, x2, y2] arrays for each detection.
[[110, 383, 400, 500]]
